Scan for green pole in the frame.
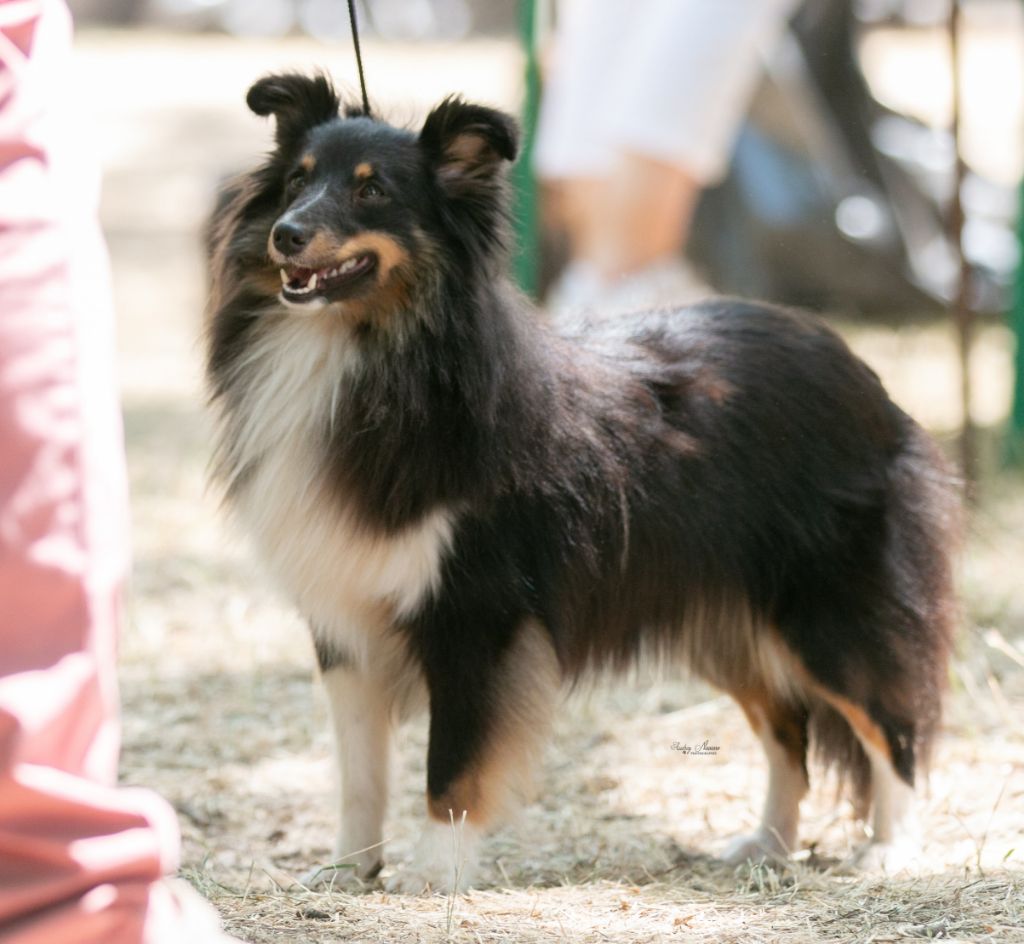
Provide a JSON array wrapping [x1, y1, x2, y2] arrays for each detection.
[[1006, 175, 1024, 466], [511, 0, 540, 299]]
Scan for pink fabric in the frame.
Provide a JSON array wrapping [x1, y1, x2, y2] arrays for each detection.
[[0, 2, 202, 940]]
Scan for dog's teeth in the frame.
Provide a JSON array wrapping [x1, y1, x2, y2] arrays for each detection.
[[282, 260, 361, 296]]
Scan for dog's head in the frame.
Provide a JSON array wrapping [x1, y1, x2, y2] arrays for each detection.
[[242, 72, 518, 316]]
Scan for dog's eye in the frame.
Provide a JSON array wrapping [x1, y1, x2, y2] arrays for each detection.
[[357, 181, 386, 202], [286, 173, 306, 195]]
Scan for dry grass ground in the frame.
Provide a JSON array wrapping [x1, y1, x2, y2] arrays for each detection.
[[77, 27, 1024, 944]]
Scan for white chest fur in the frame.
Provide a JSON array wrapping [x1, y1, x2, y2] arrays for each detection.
[[219, 312, 453, 664]]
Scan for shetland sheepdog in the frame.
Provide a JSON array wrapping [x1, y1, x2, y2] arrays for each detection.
[[205, 72, 958, 894]]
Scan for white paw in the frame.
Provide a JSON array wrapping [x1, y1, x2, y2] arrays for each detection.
[[842, 837, 921, 874], [384, 863, 461, 896], [383, 819, 480, 895], [721, 829, 791, 866]]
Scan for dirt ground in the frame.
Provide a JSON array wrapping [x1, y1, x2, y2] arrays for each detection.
[[77, 27, 1024, 944]]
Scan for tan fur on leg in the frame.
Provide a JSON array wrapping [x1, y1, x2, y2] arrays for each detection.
[[388, 622, 561, 893], [724, 696, 809, 864]]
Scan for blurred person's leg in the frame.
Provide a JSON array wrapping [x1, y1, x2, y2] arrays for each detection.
[[532, 0, 623, 309], [0, 2, 233, 941], [535, 0, 799, 313]]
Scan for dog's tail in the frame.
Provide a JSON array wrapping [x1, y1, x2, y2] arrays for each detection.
[[807, 418, 960, 819], [808, 700, 872, 817]]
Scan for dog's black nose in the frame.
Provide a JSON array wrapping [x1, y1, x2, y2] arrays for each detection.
[[272, 220, 310, 255]]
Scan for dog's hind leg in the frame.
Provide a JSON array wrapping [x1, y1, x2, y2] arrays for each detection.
[[852, 747, 919, 872], [722, 695, 809, 865], [812, 691, 922, 872], [385, 621, 561, 895]]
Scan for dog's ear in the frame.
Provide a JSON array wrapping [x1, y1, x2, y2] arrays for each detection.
[[419, 97, 518, 193], [246, 72, 340, 144]]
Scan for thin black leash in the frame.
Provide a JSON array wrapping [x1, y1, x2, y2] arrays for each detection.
[[347, 0, 372, 117]]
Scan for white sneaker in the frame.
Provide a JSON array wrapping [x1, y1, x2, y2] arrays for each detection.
[[546, 256, 712, 323], [544, 260, 606, 315]]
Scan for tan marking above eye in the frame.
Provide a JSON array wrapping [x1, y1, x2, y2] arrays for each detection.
[[300, 154, 316, 172], [354, 162, 374, 180]]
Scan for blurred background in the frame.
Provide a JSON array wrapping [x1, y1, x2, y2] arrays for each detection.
[[60, 2, 1024, 938], [68, 0, 1024, 451]]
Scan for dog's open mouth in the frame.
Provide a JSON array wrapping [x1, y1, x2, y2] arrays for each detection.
[[279, 252, 377, 303]]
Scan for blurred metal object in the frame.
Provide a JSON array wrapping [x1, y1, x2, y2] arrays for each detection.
[[688, 0, 1016, 317], [366, 0, 471, 40], [856, 0, 951, 26], [1007, 139, 1024, 466], [135, 0, 494, 37], [219, 0, 294, 37], [67, 0, 145, 23], [511, 0, 544, 299], [297, 0, 354, 40], [947, 0, 977, 487]]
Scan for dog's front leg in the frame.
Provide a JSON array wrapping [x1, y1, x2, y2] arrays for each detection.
[[302, 643, 392, 889], [385, 621, 560, 895]]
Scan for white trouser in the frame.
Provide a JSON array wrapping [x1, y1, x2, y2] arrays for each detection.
[[534, 0, 801, 184]]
